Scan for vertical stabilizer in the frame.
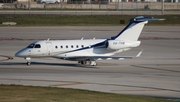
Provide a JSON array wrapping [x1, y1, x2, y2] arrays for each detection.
[[111, 16, 164, 41]]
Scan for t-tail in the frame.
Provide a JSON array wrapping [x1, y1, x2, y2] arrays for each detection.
[[111, 16, 164, 41]]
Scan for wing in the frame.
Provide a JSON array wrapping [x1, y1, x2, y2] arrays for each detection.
[[63, 50, 143, 61]]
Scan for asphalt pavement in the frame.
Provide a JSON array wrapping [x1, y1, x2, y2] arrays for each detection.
[[0, 26, 180, 99]]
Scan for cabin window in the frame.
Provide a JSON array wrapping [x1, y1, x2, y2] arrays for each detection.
[[34, 44, 41, 48], [81, 45, 84, 48], [66, 45, 68, 48], [76, 45, 79, 48], [55, 46, 58, 49], [27, 43, 35, 48], [61, 46, 63, 48], [71, 45, 73, 48]]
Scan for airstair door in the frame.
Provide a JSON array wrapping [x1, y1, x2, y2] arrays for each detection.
[[46, 42, 53, 55]]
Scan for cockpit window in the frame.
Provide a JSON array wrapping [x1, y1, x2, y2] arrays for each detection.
[[27, 44, 35, 48], [34, 44, 41, 48]]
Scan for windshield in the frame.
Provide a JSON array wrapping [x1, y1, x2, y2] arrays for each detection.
[[34, 44, 41, 48], [27, 43, 35, 48]]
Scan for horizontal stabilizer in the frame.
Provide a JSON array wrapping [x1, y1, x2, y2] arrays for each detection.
[[135, 16, 165, 22]]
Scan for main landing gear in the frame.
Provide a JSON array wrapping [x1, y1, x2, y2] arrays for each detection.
[[78, 60, 97, 66], [25, 57, 31, 66]]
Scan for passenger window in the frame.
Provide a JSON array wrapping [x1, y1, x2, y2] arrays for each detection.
[[27, 44, 35, 48], [55, 46, 58, 49], [34, 44, 41, 48], [76, 45, 79, 48], [71, 45, 73, 48], [61, 46, 63, 48], [66, 45, 68, 48], [81, 45, 84, 48]]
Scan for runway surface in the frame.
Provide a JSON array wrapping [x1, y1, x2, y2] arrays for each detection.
[[0, 26, 180, 99]]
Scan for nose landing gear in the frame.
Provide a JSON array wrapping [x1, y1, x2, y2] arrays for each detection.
[[27, 61, 31, 66], [25, 57, 31, 66]]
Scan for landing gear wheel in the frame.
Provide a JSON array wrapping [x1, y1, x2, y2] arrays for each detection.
[[90, 61, 97, 66], [80, 61, 87, 65], [27, 62, 31, 66], [25, 57, 31, 66], [79, 60, 97, 66]]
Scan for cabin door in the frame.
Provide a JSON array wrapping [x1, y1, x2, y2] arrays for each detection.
[[46, 42, 53, 55]]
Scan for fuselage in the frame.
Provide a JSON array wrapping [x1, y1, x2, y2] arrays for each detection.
[[15, 39, 140, 59]]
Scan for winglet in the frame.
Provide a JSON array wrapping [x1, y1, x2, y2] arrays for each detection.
[[136, 49, 143, 57], [47, 38, 50, 41]]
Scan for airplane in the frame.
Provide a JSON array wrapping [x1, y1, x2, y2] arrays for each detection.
[[15, 16, 164, 66]]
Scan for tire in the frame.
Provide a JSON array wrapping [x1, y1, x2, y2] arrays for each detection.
[[27, 62, 31, 66]]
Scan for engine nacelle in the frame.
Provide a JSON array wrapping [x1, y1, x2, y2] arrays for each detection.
[[106, 40, 140, 50]]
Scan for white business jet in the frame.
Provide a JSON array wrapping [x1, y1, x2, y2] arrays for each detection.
[[15, 16, 163, 66]]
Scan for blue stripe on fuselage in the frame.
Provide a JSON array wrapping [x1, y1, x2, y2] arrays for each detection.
[[63, 39, 108, 54]]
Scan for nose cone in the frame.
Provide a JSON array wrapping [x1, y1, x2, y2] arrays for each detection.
[[15, 48, 29, 57], [15, 51, 22, 57]]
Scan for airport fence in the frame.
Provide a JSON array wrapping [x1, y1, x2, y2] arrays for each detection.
[[1, 1, 180, 15]]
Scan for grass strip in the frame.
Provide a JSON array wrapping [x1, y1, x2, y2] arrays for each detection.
[[0, 84, 173, 102], [0, 15, 180, 26]]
